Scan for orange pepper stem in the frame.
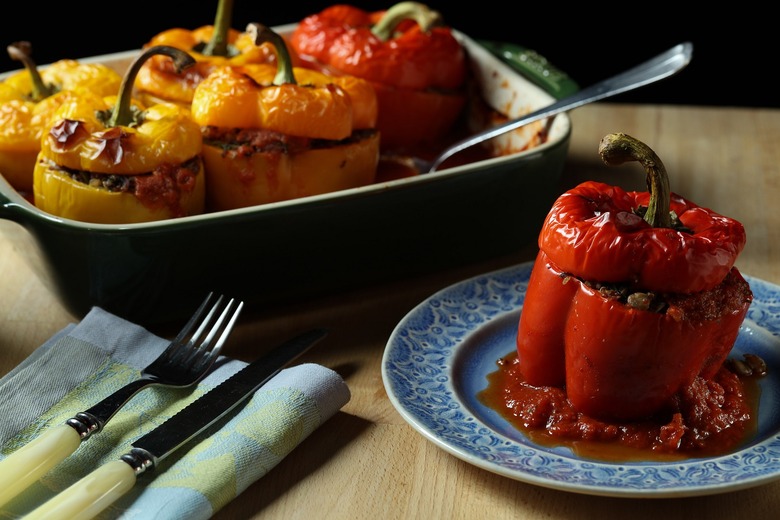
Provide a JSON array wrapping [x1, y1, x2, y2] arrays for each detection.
[[202, 0, 234, 57], [371, 1, 443, 41], [598, 132, 673, 228], [6, 41, 55, 101], [108, 46, 195, 128], [246, 23, 296, 86]]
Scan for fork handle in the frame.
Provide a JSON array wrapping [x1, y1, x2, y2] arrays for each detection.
[[0, 424, 81, 507], [23, 460, 135, 520], [84, 378, 154, 427]]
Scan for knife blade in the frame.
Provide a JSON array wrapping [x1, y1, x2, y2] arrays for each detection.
[[22, 328, 327, 520]]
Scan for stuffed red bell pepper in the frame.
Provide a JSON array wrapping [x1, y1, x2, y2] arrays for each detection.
[[290, 2, 466, 153], [516, 133, 753, 422]]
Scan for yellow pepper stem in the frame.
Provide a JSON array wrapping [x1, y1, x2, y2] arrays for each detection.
[[108, 46, 196, 128], [245, 23, 296, 86], [202, 0, 234, 57], [6, 41, 55, 101], [371, 2, 444, 41]]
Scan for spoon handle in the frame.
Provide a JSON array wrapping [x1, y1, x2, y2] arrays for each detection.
[[428, 42, 694, 172]]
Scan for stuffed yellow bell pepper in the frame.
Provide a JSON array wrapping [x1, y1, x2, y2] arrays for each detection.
[[190, 23, 379, 211], [33, 46, 205, 224], [0, 42, 122, 193], [134, 0, 293, 107]]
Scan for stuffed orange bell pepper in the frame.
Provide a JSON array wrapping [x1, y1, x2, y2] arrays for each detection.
[[134, 0, 296, 107], [33, 46, 205, 224], [0, 42, 122, 193], [290, 2, 467, 153], [190, 23, 379, 211], [516, 133, 753, 422]]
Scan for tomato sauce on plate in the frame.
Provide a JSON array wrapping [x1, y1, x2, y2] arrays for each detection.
[[478, 352, 763, 462]]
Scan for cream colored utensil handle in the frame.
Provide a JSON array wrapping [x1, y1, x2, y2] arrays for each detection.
[[23, 460, 135, 520], [0, 424, 81, 507]]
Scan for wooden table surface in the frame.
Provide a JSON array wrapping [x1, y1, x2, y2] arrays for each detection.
[[2, 103, 779, 519]]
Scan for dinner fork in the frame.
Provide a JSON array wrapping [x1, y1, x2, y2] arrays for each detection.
[[0, 292, 244, 507]]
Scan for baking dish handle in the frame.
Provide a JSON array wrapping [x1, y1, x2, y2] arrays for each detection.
[[478, 40, 580, 100], [0, 174, 35, 224]]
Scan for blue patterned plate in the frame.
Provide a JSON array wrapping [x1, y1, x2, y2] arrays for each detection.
[[381, 261, 780, 497]]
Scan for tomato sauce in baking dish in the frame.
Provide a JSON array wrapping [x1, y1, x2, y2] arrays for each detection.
[[478, 352, 763, 462]]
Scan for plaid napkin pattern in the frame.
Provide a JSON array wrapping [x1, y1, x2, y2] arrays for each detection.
[[0, 307, 350, 519]]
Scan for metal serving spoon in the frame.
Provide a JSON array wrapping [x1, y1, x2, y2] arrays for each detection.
[[419, 41, 693, 174]]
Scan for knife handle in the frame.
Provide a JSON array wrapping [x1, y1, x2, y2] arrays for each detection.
[[23, 460, 136, 520], [0, 424, 81, 507]]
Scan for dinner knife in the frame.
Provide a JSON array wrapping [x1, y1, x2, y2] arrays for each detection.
[[21, 328, 327, 520]]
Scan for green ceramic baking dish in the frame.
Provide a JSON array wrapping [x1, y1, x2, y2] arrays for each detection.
[[0, 28, 575, 325]]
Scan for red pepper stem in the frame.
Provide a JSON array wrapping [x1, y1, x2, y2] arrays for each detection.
[[371, 1, 444, 41], [202, 0, 234, 57], [108, 46, 195, 128], [598, 132, 673, 228], [246, 23, 296, 86], [7, 41, 55, 101]]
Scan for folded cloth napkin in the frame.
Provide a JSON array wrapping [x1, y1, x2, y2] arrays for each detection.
[[0, 307, 350, 519]]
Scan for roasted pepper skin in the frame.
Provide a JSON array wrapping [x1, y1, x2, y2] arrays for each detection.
[[0, 59, 122, 192], [33, 48, 205, 224], [299, 6, 465, 90], [134, 0, 302, 107], [517, 251, 752, 421], [515, 251, 578, 388], [38, 94, 202, 174], [563, 267, 751, 421], [539, 181, 746, 294], [290, 2, 467, 152], [33, 92, 205, 223], [191, 24, 379, 211], [135, 26, 287, 107], [516, 133, 753, 422], [191, 66, 369, 139]]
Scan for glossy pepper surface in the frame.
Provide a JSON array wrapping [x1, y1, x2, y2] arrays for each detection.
[[516, 133, 753, 421], [134, 0, 291, 106], [290, 2, 466, 152], [191, 23, 379, 210], [0, 43, 122, 192], [33, 46, 205, 224]]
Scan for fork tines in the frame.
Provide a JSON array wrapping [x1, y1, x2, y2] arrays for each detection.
[[166, 293, 244, 368]]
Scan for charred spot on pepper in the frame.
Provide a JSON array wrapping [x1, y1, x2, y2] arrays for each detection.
[[48, 120, 90, 150], [90, 127, 133, 165]]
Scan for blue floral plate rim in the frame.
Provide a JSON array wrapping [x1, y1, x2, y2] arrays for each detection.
[[381, 260, 780, 498]]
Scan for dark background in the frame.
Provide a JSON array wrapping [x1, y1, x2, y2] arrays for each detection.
[[0, 1, 773, 108]]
